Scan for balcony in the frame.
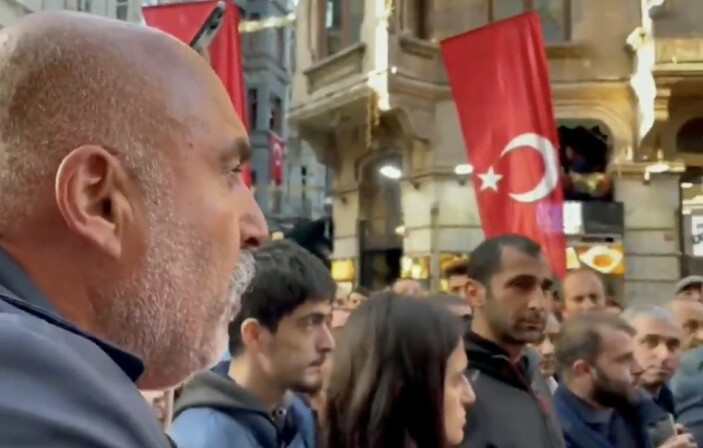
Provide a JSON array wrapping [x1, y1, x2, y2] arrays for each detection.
[[654, 38, 703, 77], [289, 42, 375, 142], [304, 43, 366, 93]]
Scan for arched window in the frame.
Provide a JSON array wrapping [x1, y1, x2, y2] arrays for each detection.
[[677, 118, 703, 154]]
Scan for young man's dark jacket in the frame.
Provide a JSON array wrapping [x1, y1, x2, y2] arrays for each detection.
[[554, 384, 675, 448], [459, 332, 566, 448], [0, 248, 169, 446], [170, 369, 316, 447]]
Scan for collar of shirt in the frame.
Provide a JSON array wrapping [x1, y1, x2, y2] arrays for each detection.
[[0, 246, 144, 382]]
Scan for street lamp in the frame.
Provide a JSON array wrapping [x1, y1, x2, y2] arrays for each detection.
[[379, 165, 402, 179], [454, 164, 474, 175]]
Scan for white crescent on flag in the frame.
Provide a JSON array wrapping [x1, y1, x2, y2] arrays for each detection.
[[499, 133, 560, 204]]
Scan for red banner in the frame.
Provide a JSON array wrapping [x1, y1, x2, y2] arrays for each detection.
[[270, 132, 286, 186], [143, 1, 251, 187], [440, 13, 566, 277]]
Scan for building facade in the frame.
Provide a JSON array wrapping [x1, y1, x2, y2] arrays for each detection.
[[240, 0, 329, 229], [0, 0, 142, 26], [289, 0, 703, 302]]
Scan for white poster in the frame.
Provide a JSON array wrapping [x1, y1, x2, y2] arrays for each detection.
[[692, 216, 703, 257]]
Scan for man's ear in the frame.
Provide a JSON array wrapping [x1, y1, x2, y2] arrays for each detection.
[[465, 279, 487, 309], [54, 145, 132, 259], [241, 318, 265, 353], [572, 360, 590, 377]]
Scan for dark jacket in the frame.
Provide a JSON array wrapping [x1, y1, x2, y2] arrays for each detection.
[[459, 332, 565, 448], [0, 248, 169, 447], [170, 370, 316, 448], [554, 385, 673, 448]]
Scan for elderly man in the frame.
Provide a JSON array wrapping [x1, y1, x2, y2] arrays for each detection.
[[674, 276, 703, 303], [621, 305, 683, 416], [0, 11, 266, 447]]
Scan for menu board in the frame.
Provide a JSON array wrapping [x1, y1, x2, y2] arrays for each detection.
[[566, 244, 625, 276]]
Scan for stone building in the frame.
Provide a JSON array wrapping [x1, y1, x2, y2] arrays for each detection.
[[289, 0, 703, 302], [0, 0, 143, 26]]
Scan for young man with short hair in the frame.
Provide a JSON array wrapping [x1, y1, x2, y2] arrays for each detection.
[[170, 240, 336, 447]]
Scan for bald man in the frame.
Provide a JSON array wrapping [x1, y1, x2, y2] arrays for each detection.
[[0, 11, 266, 447]]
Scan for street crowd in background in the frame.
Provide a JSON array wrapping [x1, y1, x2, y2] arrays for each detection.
[[147, 235, 703, 448], [2, 9, 703, 448]]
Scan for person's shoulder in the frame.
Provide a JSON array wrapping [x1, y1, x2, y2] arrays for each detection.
[[171, 408, 257, 447], [0, 314, 167, 447]]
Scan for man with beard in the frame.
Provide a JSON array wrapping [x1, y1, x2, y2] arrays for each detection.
[[0, 11, 266, 448], [554, 313, 694, 448], [621, 305, 683, 415], [459, 234, 565, 448], [669, 299, 703, 446], [170, 240, 335, 447]]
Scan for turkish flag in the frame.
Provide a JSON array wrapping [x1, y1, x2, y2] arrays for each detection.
[[440, 13, 566, 277], [143, 1, 251, 187], [270, 131, 286, 185]]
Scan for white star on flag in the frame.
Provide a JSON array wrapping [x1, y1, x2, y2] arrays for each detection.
[[478, 167, 503, 191]]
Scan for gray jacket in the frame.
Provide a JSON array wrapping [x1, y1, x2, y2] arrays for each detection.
[[459, 332, 566, 448], [0, 248, 169, 447], [670, 346, 703, 447]]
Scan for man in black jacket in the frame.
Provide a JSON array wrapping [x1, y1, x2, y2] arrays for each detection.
[[459, 234, 565, 448]]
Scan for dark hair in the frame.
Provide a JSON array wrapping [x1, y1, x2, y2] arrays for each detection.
[[350, 286, 372, 297], [429, 293, 466, 307], [443, 259, 468, 278], [228, 240, 336, 355], [555, 312, 635, 376], [324, 292, 463, 448], [466, 234, 541, 286]]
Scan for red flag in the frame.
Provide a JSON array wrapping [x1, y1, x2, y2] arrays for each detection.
[[269, 132, 286, 186], [143, 1, 251, 187], [440, 13, 566, 277]]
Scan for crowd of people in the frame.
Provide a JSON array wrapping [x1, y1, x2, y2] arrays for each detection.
[[139, 234, 703, 448], [1, 10, 703, 448]]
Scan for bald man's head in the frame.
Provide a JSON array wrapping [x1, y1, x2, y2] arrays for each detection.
[[0, 12, 267, 389], [0, 11, 210, 228]]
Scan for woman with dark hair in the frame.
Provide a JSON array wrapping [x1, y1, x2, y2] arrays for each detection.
[[323, 292, 475, 448]]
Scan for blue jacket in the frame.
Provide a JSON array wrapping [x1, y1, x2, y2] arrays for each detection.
[[670, 346, 703, 446], [0, 248, 169, 447], [554, 385, 672, 448], [170, 370, 316, 448]]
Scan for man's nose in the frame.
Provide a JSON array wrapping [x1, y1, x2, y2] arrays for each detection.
[[239, 190, 269, 247], [541, 339, 555, 356], [463, 376, 476, 406], [319, 324, 336, 352], [528, 290, 549, 309]]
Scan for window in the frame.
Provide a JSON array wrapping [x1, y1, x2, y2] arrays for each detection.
[[409, 0, 431, 39], [276, 26, 286, 67], [77, 0, 92, 12], [269, 96, 283, 135], [115, 0, 129, 20], [248, 13, 261, 52], [677, 118, 703, 154], [247, 89, 259, 130], [317, 0, 364, 58], [489, 0, 571, 43], [290, 29, 297, 72]]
